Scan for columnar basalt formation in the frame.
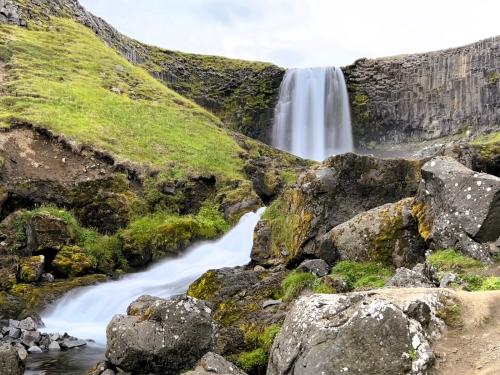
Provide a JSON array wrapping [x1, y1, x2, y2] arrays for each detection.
[[344, 37, 500, 147]]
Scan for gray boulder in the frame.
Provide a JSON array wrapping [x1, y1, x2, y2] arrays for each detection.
[[268, 290, 449, 375], [415, 156, 500, 262], [184, 352, 247, 375], [0, 343, 24, 375], [385, 267, 435, 288], [26, 213, 72, 253], [318, 198, 426, 267], [297, 259, 330, 277], [106, 295, 218, 375]]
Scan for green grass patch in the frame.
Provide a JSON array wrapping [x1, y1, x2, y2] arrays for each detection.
[[461, 274, 500, 291], [0, 18, 245, 180], [330, 261, 394, 290], [233, 348, 267, 374], [427, 249, 482, 272], [281, 270, 316, 302]]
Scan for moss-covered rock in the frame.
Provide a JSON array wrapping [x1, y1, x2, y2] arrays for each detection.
[[252, 153, 422, 266], [318, 198, 426, 268], [52, 246, 95, 277], [26, 213, 73, 253], [19, 255, 44, 282]]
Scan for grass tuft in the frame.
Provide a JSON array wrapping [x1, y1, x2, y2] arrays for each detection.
[[330, 261, 394, 290]]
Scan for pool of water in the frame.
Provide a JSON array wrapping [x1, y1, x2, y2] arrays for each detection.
[[25, 344, 105, 375]]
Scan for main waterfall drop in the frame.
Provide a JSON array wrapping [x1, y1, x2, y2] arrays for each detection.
[[272, 67, 353, 161]]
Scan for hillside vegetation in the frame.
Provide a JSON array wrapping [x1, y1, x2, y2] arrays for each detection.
[[0, 17, 244, 180]]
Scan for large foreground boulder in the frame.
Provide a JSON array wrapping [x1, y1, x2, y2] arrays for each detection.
[[0, 343, 25, 375], [317, 197, 426, 267], [106, 295, 218, 375], [268, 289, 450, 375], [414, 156, 500, 262], [251, 153, 421, 266]]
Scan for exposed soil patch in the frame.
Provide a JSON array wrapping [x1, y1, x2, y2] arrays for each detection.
[[0, 127, 114, 185], [431, 291, 500, 375]]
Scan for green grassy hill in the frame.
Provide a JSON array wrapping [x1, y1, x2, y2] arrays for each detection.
[[0, 17, 244, 180]]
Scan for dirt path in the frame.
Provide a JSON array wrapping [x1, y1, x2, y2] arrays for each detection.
[[431, 291, 500, 375]]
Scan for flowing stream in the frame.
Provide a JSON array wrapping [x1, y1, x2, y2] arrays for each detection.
[[272, 67, 353, 161], [26, 208, 265, 374]]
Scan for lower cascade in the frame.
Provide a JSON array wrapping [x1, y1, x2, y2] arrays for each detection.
[[272, 67, 354, 161], [40, 208, 265, 345]]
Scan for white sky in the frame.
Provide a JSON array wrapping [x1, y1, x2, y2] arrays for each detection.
[[80, 0, 500, 68]]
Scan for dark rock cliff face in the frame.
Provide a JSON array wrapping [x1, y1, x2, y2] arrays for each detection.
[[0, 0, 284, 143], [343, 37, 500, 148]]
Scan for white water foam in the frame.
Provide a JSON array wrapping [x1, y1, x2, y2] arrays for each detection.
[[41, 208, 265, 345]]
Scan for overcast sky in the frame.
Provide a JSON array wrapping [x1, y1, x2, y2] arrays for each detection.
[[80, 0, 500, 68]]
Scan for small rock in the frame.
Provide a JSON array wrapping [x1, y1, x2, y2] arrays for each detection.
[[253, 265, 266, 272], [263, 299, 282, 309], [16, 347, 28, 361], [48, 341, 60, 351], [28, 346, 43, 353], [18, 317, 38, 331], [6, 327, 21, 339], [385, 267, 435, 288], [48, 333, 60, 341], [21, 331, 41, 347], [297, 259, 330, 277], [41, 273, 55, 282], [61, 339, 87, 349], [440, 273, 458, 288]]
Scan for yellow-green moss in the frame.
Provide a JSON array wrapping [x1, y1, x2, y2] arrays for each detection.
[[213, 300, 260, 327], [52, 246, 96, 277], [411, 202, 432, 240], [187, 270, 220, 300], [19, 256, 44, 283], [233, 348, 267, 374]]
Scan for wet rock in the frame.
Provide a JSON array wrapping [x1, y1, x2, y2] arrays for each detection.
[[48, 341, 60, 351], [106, 295, 218, 375], [297, 259, 330, 277], [60, 338, 87, 349], [26, 213, 72, 253], [0, 342, 24, 375], [5, 327, 20, 339], [268, 290, 449, 375], [385, 267, 435, 288], [185, 352, 248, 375], [414, 156, 500, 262], [318, 198, 426, 267], [27, 345, 43, 353]]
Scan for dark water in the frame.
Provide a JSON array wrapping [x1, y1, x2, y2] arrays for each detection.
[[25, 345, 105, 375]]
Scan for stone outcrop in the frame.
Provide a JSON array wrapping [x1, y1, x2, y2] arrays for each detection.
[[344, 36, 500, 147], [106, 295, 218, 375], [268, 289, 450, 375], [252, 153, 421, 266], [317, 198, 426, 267], [414, 156, 500, 262]]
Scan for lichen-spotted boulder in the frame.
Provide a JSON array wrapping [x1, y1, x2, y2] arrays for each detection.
[[414, 156, 500, 262], [106, 295, 218, 375], [268, 290, 449, 375], [317, 198, 426, 267], [26, 213, 72, 253]]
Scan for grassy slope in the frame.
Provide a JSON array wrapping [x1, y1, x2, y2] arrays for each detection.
[[0, 17, 244, 180]]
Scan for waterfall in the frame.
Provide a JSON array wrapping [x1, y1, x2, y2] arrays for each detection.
[[41, 208, 265, 345], [272, 67, 353, 161]]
